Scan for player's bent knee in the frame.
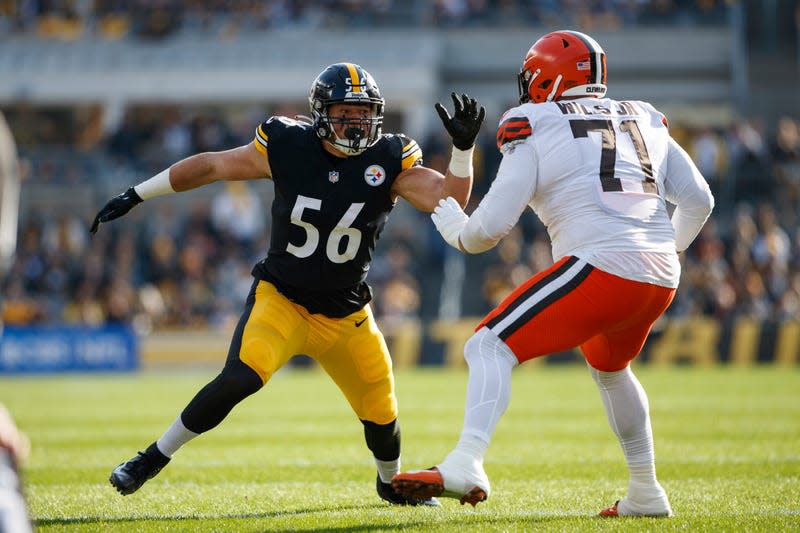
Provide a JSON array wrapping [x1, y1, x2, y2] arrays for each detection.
[[584, 353, 633, 373], [240, 335, 283, 384], [181, 360, 263, 433], [358, 387, 397, 425], [464, 332, 483, 367], [220, 359, 264, 398], [464, 328, 518, 369]]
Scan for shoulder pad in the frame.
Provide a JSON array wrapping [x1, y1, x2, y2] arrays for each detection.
[[254, 116, 311, 154], [398, 134, 422, 169], [264, 115, 310, 135], [633, 101, 668, 128]]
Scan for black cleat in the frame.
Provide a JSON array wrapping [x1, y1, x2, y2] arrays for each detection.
[[109, 443, 170, 495], [377, 475, 441, 506]]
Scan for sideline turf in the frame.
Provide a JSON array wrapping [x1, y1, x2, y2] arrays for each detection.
[[2, 365, 798, 532]]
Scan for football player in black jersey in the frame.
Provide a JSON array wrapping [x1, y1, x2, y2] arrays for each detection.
[[91, 62, 485, 505]]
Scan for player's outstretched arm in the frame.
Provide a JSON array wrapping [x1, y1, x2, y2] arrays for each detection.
[[437, 92, 485, 206], [90, 143, 269, 234], [436, 92, 486, 153], [89, 187, 144, 233], [392, 93, 485, 212], [663, 138, 714, 251], [431, 196, 469, 252], [433, 142, 540, 255]]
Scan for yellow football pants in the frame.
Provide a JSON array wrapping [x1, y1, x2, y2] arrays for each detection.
[[237, 280, 397, 425]]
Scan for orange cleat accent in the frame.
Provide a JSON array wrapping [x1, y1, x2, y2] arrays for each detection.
[[599, 501, 620, 517], [392, 467, 488, 507], [459, 486, 488, 507], [391, 468, 445, 501], [599, 495, 672, 517]]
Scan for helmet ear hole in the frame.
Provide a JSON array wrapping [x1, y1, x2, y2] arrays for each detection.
[[538, 79, 552, 90]]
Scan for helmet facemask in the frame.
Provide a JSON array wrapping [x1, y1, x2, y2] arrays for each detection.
[[316, 102, 383, 156]]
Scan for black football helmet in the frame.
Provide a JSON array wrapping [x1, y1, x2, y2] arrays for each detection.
[[309, 62, 384, 156]]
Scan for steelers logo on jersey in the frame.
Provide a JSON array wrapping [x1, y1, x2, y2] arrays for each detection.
[[364, 165, 386, 187]]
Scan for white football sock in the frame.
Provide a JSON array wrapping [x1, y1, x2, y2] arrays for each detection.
[[375, 458, 400, 483], [156, 416, 199, 458], [456, 328, 518, 459], [588, 364, 662, 493]]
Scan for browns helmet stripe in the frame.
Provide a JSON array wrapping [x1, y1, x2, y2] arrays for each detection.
[[345, 63, 361, 93], [496, 115, 532, 148], [564, 30, 605, 86]]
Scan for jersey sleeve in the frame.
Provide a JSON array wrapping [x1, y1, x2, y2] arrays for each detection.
[[637, 100, 669, 129], [252, 116, 299, 156], [398, 134, 423, 170], [459, 141, 539, 254], [664, 137, 715, 251], [253, 120, 271, 155]]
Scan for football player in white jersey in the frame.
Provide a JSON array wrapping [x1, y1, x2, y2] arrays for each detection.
[[392, 30, 714, 517]]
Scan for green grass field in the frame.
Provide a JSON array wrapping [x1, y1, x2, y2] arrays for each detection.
[[2, 365, 799, 532]]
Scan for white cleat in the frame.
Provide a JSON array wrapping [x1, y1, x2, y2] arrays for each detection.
[[437, 449, 492, 503], [391, 450, 491, 507], [600, 481, 673, 517]]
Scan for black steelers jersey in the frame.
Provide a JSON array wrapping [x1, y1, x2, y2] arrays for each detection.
[[250, 116, 423, 317]]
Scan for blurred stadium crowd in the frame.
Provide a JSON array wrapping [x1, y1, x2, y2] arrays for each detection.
[[3, 104, 799, 332], [1, 0, 799, 336], [0, 0, 730, 39]]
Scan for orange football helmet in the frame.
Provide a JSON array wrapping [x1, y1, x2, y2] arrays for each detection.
[[517, 30, 607, 104]]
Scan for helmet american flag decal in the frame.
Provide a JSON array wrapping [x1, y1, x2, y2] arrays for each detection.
[[565, 30, 605, 86]]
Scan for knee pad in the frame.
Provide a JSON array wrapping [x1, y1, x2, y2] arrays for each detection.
[[464, 328, 518, 369], [220, 359, 264, 397]]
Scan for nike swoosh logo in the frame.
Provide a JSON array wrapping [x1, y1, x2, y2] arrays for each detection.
[[355, 317, 368, 327]]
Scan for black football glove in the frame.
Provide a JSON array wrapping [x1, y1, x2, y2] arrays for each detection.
[[89, 187, 143, 234], [435, 92, 486, 151]]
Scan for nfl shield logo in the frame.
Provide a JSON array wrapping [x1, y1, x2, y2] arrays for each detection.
[[329, 171, 339, 183]]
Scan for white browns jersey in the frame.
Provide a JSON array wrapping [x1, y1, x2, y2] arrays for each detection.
[[459, 97, 714, 288]]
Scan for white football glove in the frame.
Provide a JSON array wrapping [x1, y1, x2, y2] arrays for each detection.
[[431, 197, 469, 250]]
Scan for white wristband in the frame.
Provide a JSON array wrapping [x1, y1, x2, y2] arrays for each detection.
[[133, 168, 175, 200], [448, 146, 474, 177]]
